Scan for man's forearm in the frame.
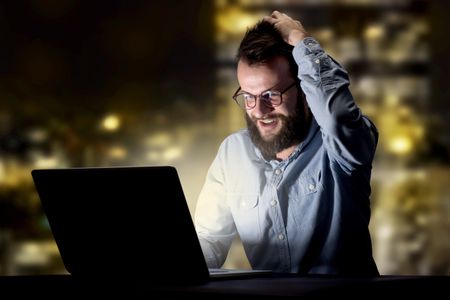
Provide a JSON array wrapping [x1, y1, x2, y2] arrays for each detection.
[[293, 37, 378, 170]]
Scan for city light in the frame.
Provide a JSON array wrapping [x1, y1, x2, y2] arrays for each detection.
[[101, 114, 121, 132], [388, 135, 413, 156]]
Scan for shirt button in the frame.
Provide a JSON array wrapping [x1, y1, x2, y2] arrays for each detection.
[[270, 199, 277, 207], [308, 184, 315, 191], [274, 168, 282, 175], [315, 59, 320, 64], [278, 234, 285, 240]]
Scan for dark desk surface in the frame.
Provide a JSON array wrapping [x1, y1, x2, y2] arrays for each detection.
[[1, 273, 449, 299]]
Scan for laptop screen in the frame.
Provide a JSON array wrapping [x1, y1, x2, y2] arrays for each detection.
[[31, 166, 209, 284]]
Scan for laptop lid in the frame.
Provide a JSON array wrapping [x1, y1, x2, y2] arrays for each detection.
[[31, 166, 210, 284]]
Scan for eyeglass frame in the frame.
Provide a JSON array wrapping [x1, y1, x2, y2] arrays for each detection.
[[232, 80, 298, 110]]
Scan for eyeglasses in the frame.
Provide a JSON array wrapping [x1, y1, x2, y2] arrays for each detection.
[[232, 81, 297, 110]]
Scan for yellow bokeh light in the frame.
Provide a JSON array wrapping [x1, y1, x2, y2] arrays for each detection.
[[145, 132, 172, 148], [216, 6, 263, 35], [364, 24, 384, 41], [163, 146, 182, 161], [101, 114, 121, 131], [388, 135, 413, 156], [108, 146, 127, 159]]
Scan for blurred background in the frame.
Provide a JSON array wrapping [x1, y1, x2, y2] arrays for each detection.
[[0, 0, 449, 276]]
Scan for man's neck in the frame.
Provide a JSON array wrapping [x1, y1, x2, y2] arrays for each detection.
[[275, 143, 299, 161]]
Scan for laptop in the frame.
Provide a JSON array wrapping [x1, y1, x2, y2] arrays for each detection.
[[31, 166, 270, 284]]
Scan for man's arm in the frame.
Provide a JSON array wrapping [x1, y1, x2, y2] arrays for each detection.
[[194, 143, 237, 268], [264, 11, 378, 172]]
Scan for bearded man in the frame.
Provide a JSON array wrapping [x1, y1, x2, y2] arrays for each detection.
[[194, 11, 379, 276]]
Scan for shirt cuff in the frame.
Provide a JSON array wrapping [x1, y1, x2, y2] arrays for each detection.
[[293, 37, 327, 82], [293, 37, 324, 57]]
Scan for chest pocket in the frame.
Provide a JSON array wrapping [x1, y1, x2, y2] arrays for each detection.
[[288, 172, 325, 230], [227, 194, 261, 244]]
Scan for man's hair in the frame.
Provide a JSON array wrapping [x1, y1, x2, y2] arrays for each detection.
[[236, 20, 298, 78]]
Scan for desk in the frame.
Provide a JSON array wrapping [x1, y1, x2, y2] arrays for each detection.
[[1, 274, 449, 299]]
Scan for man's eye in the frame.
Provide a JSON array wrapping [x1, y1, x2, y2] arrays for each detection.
[[243, 94, 253, 100], [261, 92, 273, 100]]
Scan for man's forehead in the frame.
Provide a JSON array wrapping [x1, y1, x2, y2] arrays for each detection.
[[237, 57, 293, 90]]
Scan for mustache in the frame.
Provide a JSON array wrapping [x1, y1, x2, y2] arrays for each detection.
[[250, 113, 287, 122]]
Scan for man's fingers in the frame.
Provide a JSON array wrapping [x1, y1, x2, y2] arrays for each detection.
[[264, 11, 288, 23], [272, 11, 291, 20], [271, 10, 282, 17], [262, 11, 281, 23], [262, 15, 275, 24]]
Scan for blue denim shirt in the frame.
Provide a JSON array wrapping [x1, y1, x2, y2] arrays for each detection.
[[194, 37, 379, 275]]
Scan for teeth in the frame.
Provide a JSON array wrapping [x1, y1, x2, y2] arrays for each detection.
[[260, 119, 275, 124]]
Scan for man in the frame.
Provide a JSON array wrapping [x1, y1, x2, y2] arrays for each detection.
[[194, 11, 379, 275]]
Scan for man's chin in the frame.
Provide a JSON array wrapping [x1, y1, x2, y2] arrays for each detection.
[[260, 134, 276, 143], [258, 128, 279, 142]]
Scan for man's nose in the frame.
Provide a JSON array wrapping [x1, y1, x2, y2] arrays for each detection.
[[251, 97, 274, 118]]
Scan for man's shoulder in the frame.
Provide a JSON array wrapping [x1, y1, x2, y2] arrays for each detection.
[[222, 128, 250, 144], [216, 129, 259, 168], [217, 129, 253, 154]]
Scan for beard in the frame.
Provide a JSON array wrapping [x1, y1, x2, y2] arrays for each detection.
[[246, 94, 310, 161]]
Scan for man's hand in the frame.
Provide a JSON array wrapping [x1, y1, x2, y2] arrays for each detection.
[[263, 11, 309, 46]]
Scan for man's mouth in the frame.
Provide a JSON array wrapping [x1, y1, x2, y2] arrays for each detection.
[[260, 118, 276, 124], [258, 117, 278, 130]]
